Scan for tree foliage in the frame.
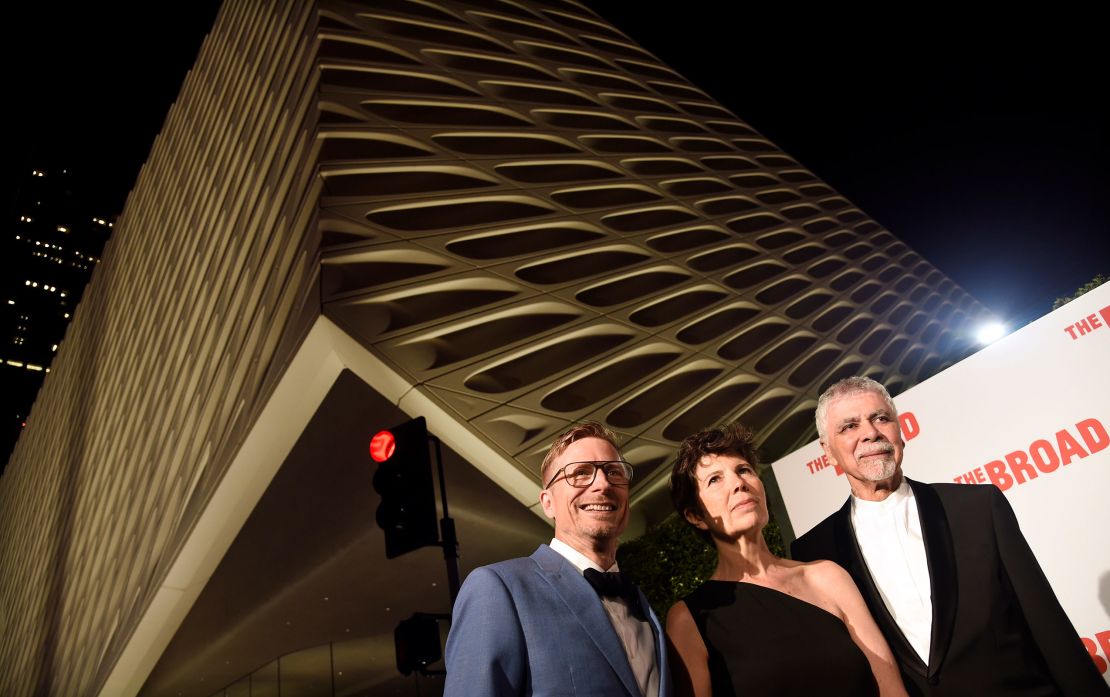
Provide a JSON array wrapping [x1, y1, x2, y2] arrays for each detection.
[[1053, 274, 1107, 311], [618, 513, 786, 616]]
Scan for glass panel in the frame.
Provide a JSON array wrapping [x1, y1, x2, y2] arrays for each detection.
[[251, 659, 279, 697], [281, 645, 332, 697], [334, 635, 385, 697], [225, 675, 250, 697]]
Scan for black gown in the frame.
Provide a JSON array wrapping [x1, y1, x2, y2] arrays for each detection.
[[682, 581, 878, 696]]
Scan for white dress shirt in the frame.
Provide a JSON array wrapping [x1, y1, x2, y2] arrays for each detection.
[[850, 480, 933, 664], [549, 538, 659, 697]]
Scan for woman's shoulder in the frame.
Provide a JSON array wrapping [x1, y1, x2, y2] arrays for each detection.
[[782, 559, 859, 615], [787, 556, 852, 583], [768, 555, 848, 586]]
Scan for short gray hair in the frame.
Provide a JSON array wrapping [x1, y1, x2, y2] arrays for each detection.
[[815, 377, 897, 441]]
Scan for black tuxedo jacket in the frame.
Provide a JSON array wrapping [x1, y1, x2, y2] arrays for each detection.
[[792, 479, 1107, 696]]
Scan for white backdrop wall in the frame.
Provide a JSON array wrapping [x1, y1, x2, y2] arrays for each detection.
[[772, 281, 1110, 682]]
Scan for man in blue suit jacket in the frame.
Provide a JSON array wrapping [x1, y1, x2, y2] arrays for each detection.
[[445, 422, 671, 697]]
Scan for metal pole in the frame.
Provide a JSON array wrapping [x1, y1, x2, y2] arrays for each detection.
[[431, 436, 461, 605]]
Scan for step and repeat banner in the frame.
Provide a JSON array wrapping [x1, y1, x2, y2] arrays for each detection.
[[772, 281, 1110, 679]]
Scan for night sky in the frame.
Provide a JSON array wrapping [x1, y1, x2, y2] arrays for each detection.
[[10, 3, 1107, 329]]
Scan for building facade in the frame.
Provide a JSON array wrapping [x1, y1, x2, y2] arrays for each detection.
[[0, 1, 988, 695]]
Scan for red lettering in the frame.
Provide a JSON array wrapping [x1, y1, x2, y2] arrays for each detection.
[[984, 460, 1012, 491], [1090, 313, 1104, 329], [1100, 304, 1110, 329], [1064, 325, 1080, 340], [1098, 631, 1110, 675], [1077, 418, 1110, 455], [970, 419, 1107, 491], [1057, 429, 1089, 465], [954, 467, 987, 485], [899, 411, 921, 442], [1083, 637, 1108, 675], [1029, 439, 1060, 474], [807, 454, 835, 474], [1076, 318, 1092, 335], [1005, 450, 1038, 485]]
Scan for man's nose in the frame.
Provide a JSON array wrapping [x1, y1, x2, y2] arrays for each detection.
[[590, 466, 615, 489]]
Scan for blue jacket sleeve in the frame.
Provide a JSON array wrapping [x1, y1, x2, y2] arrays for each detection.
[[444, 566, 528, 697]]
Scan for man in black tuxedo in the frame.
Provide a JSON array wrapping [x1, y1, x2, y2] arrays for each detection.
[[791, 377, 1106, 696]]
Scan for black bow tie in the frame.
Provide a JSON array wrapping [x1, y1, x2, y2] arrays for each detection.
[[583, 568, 646, 621]]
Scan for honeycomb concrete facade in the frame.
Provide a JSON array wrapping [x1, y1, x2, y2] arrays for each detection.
[[0, 1, 988, 694]]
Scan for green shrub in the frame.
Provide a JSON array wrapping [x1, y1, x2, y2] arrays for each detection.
[[618, 513, 785, 615]]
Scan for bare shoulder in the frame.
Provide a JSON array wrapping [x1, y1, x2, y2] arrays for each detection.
[[797, 557, 854, 586], [666, 599, 694, 630], [794, 558, 863, 615]]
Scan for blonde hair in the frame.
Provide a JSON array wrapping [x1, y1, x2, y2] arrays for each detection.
[[540, 421, 621, 485]]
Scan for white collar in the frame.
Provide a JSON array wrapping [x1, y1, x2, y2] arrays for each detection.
[[851, 478, 913, 515], [549, 537, 619, 573]]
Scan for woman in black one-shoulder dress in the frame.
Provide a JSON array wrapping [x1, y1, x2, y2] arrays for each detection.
[[665, 422, 908, 697]]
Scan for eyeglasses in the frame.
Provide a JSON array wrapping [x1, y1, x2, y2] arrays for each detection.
[[544, 460, 633, 489]]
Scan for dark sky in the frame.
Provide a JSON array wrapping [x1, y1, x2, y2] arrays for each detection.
[[10, 3, 1106, 328]]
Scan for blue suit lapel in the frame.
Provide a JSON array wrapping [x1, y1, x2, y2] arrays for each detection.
[[531, 545, 642, 697]]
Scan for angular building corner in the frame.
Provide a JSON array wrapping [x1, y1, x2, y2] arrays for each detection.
[[0, 1, 990, 694]]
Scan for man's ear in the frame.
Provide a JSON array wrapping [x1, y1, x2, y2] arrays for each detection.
[[820, 440, 836, 467], [684, 508, 708, 530], [539, 489, 556, 521]]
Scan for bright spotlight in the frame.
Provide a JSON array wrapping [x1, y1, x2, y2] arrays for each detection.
[[976, 321, 1007, 345]]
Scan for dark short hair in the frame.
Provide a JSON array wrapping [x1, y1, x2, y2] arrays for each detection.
[[540, 421, 622, 486], [670, 422, 760, 539]]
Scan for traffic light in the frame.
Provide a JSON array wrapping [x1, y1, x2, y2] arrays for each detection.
[[394, 613, 444, 676], [371, 416, 439, 559]]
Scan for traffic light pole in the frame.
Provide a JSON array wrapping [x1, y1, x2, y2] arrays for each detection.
[[431, 436, 461, 605]]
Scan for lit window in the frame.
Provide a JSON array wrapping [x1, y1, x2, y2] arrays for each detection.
[[57, 226, 68, 233], [27, 364, 43, 372], [6, 360, 23, 367]]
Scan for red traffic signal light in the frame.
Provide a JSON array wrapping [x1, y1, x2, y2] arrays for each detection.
[[372, 416, 439, 559], [370, 430, 395, 462]]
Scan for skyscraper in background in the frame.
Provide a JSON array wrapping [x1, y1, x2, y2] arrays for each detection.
[[1, 167, 110, 469], [0, 2, 991, 695]]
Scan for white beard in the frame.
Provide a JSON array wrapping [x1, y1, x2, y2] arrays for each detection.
[[857, 454, 898, 482]]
